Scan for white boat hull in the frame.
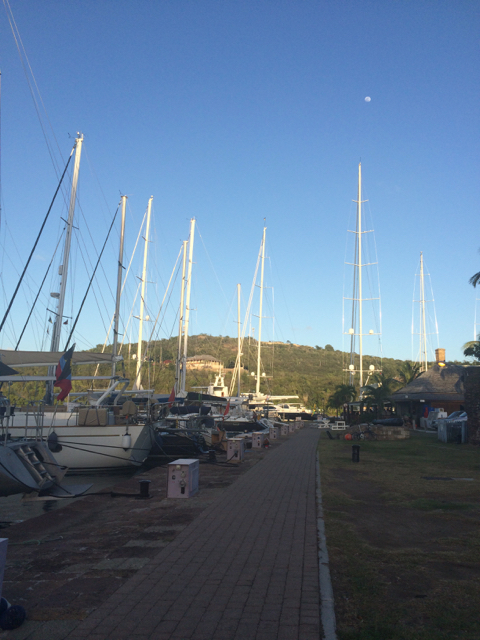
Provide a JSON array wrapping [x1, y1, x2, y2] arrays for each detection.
[[6, 413, 154, 472]]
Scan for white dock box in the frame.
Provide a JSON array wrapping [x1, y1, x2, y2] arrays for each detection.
[[281, 424, 289, 436], [252, 432, 265, 448], [289, 422, 297, 433], [167, 459, 199, 498], [226, 438, 244, 463], [269, 426, 280, 440]]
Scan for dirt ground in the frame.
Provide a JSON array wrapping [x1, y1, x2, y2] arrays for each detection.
[[0, 446, 272, 625], [319, 431, 480, 640]]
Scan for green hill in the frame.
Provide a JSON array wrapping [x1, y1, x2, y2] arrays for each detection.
[[3, 335, 434, 411]]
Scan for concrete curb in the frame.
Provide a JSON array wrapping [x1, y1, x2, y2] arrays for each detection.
[[316, 452, 337, 640]]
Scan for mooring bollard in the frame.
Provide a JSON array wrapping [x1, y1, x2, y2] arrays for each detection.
[[352, 444, 360, 463], [138, 479, 151, 498]]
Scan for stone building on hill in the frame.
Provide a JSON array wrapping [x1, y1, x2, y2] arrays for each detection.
[[186, 355, 222, 371]]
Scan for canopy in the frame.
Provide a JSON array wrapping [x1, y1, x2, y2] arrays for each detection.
[[0, 350, 122, 368]]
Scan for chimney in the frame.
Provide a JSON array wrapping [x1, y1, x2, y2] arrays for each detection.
[[435, 348, 445, 363]]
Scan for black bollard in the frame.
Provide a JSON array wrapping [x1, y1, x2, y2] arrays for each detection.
[[138, 479, 151, 498], [352, 444, 360, 463], [208, 449, 217, 463]]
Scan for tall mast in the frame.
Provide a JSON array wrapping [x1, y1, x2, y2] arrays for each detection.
[[256, 225, 266, 395], [357, 163, 364, 388], [175, 240, 188, 394], [45, 134, 83, 403], [112, 195, 127, 377], [50, 134, 83, 353], [419, 252, 428, 372], [181, 218, 195, 394], [237, 283, 241, 397], [133, 196, 153, 390]]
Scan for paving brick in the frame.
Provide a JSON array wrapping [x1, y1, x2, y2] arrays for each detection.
[[65, 429, 321, 640]]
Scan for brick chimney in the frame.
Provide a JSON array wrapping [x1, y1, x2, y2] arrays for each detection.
[[435, 348, 446, 363]]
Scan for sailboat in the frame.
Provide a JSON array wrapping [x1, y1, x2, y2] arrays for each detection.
[[0, 389, 92, 497], [241, 225, 300, 414], [0, 148, 154, 472]]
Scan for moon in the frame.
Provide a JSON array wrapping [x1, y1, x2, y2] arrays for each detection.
[[365, 96, 371, 102]]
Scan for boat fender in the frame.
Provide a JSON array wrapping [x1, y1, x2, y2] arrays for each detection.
[[122, 433, 132, 451], [0, 599, 10, 615], [47, 431, 62, 453], [0, 605, 26, 630]]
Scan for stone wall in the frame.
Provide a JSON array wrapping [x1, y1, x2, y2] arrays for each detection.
[[463, 366, 480, 444]]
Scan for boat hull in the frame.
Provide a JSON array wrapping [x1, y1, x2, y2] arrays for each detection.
[[0, 441, 66, 497], [6, 415, 154, 472]]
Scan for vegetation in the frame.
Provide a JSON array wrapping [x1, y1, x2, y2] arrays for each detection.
[[318, 432, 480, 639], [397, 360, 422, 385], [464, 266, 480, 362], [0, 336, 454, 410], [361, 372, 400, 418]]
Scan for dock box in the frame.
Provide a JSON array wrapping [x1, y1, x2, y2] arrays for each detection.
[[269, 426, 280, 440], [281, 424, 289, 436], [226, 438, 245, 463], [167, 459, 199, 498], [252, 432, 265, 448]]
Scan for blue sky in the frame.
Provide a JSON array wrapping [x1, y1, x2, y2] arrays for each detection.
[[0, 0, 478, 366]]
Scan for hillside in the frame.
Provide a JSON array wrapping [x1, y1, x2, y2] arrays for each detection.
[[5, 335, 436, 411], [101, 334, 406, 411]]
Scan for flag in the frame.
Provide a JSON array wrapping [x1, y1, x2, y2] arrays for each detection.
[[223, 400, 230, 417], [54, 344, 75, 401], [167, 386, 176, 409], [0, 361, 19, 377]]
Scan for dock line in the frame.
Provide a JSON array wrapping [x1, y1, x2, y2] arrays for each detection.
[[316, 451, 338, 640]]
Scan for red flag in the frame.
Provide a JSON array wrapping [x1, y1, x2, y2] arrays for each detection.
[[224, 400, 230, 416], [55, 344, 75, 401], [168, 387, 176, 409]]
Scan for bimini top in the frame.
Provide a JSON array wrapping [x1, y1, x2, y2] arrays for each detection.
[[0, 350, 122, 368], [390, 363, 465, 403]]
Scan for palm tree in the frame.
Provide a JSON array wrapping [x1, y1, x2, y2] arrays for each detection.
[[469, 270, 480, 288], [397, 361, 422, 386], [328, 384, 356, 416], [463, 340, 480, 361], [362, 373, 398, 419]]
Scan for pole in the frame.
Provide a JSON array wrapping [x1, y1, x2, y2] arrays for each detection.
[[420, 252, 428, 372], [112, 195, 127, 377], [175, 241, 188, 394], [256, 225, 266, 395], [237, 283, 241, 397], [133, 196, 153, 390], [181, 218, 195, 394], [45, 134, 83, 404], [357, 163, 363, 389]]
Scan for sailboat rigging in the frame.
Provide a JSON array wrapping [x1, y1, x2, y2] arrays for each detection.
[[412, 252, 439, 372], [343, 163, 382, 397]]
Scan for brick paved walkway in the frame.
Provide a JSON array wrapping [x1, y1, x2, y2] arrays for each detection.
[[67, 427, 321, 640]]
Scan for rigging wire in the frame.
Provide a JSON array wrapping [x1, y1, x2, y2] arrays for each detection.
[[15, 236, 63, 350], [3, 0, 65, 177], [64, 206, 119, 350], [0, 145, 75, 335]]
